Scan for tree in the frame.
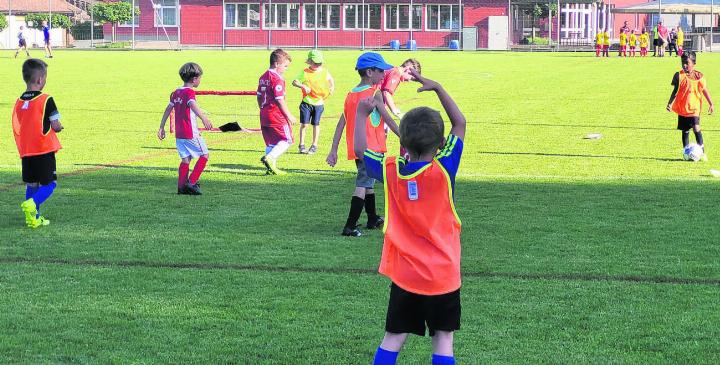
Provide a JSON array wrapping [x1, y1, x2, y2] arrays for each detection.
[[25, 13, 72, 30], [91, 1, 139, 42], [0, 14, 7, 32]]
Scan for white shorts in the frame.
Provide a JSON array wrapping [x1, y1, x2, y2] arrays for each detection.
[[176, 137, 209, 159]]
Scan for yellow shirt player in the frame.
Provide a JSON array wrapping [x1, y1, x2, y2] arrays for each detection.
[[595, 32, 603, 57], [677, 28, 685, 55], [639, 30, 650, 56], [601, 30, 610, 57], [619, 32, 628, 57], [292, 50, 335, 154], [629, 32, 638, 56]]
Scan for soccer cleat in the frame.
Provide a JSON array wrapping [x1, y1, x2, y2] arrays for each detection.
[[366, 216, 384, 230], [308, 145, 318, 155], [341, 226, 362, 237], [186, 183, 202, 195], [36, 216, 50, 226], [261, 155, 286, 175], [20, 199, 38, 226], [702, 154, 709, 162], [178, 185, 190, 195], [298, 144, 308, 154]]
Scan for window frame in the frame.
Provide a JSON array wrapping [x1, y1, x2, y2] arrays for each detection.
[[303, 3, 341, 30], [384, 3, 422, 31], [263, 3, 300, 30], [153, 0, 179, 28], [425, 4, 461, 32], [343, 3, 382, 31], [224, 3, 261, 29]]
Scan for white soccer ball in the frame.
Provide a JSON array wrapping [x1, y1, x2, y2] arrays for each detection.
[[682, 143, 703, 161]]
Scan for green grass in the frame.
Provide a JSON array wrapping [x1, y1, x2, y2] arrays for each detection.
[[1, 50, 720, 364]]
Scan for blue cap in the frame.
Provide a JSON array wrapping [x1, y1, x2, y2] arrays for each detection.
[[355, 52, 393, 71]]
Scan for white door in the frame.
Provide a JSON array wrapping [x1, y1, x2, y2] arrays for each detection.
[[488, 16, 509, 50]]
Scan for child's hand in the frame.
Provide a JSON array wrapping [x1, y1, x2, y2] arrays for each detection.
[[326, 150, 338, 167], [158, 128, 166, 140], [288, 114, 298, 125], [666, 103, 672, 112], [50, 120, 63, 132], [410, 68, 440, 93], [302, 85, 311, 95], [709, 104, 715, 115]]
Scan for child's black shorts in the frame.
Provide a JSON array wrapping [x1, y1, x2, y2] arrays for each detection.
[[677, 115, 700, 131], [22, 152, 57, 185], [384, 282, 461, 337]]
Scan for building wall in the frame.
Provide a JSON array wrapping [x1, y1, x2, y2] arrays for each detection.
[[105, 0, 510, 49]]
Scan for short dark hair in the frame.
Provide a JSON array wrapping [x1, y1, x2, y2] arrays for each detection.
[[400, 107, 444, 157], [22, 59, 48, 83], [270, 49, 291, 67], [357, 67, 383, 77], [682, 51, 696, 65], [402, 58, 421, 75], [179, 62, 203, 82]]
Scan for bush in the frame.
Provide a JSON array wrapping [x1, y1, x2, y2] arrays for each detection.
[[25, 13, 72, 29], [0, 14, 7, 31]]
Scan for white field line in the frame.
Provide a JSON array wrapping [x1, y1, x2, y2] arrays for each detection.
[[457, 172, 720, 182]]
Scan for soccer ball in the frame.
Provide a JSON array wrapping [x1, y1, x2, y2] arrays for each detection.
[[682, 143, 704, 161]]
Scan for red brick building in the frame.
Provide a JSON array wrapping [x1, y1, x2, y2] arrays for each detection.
[[106, 0, 509, 49]]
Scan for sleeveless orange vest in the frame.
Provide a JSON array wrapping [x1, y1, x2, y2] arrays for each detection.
[[672, 70, 706, 117], [344, 85, 387, 160], [380, 157, 462, 295], [12, 94, 61, 158]]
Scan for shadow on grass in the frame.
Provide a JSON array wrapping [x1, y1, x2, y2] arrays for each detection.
[[142, 146, 261, 153], [478, 150, 678, 162], [1, 167, 719, 283]]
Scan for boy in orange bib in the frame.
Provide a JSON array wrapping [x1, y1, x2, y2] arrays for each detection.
[[666, 51, 714, 158], [326, 52, 399, 237], [353, 69, 466, 365], [12, 59, 64, 228]]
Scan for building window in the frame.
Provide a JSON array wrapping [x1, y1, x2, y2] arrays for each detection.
[[344, 4, 381, 30], [426, 4, 460, 31], [225, 3, 260, 28], [264, 3, 300, 29], [119, 0, 140, 27], [304, 4, 341, 30], [154, 0, 179, 27], [385, 4, 422, 30]]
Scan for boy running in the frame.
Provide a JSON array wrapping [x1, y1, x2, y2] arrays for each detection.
[[158, 62, 213, 195], [353, 69, 466, 365], [258, 49, 297, 175], [326, 52, 399, 237], [667, 51, 714, 159], [291, 50, 334, 154], [14, 25, 30, 58], [13, 59, 63, 228]]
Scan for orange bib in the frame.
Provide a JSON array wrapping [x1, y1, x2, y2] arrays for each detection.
[[344, 85, 387, 160], [12, 94, 61, 158], [380, 157, 462, 295], [672, 71, 706, 117]]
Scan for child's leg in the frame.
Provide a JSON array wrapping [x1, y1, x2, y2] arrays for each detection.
[[431, 331, 455, 359], [299, 124, 307, 148], [682, 130, 690, 147], [179, 157, 191, 189], [694, 124, 704, 149], [373, 332, 408, 365], [267, 140, 290, 159], [311, 104, 323, 148], [25, 183, 39, 217], [312, 125, 320, 147], [189, 154, 209, 185], [364, 187, 383, 228], [32, 182, 57, 214], [344, 186, 366, 231]]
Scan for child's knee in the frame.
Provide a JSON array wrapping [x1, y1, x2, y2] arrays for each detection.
[[181, 157, 192, 164], [27, 183, 39, 188]]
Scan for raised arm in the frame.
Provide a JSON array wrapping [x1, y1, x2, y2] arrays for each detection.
[[374, 91, 400, 137], [409, 68, 466, 140]]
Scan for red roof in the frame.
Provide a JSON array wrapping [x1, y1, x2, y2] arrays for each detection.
[[0, 0, 80, 14]]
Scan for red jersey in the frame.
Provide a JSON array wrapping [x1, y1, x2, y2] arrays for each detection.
[[381, 67, 404, 95], [257, 69, 288, 126], [169, 87, 199, 139]]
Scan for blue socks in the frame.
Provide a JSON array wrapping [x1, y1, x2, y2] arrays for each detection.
[[25, 182, 56, 217], [432, 354, 456, 365], [373, 347, 399, 365]]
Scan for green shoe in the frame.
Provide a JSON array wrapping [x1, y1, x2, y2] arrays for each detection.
[[20, 199, 37, 226]]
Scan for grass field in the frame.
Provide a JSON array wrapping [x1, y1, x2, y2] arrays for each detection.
[[1, 50, 720, 364]]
